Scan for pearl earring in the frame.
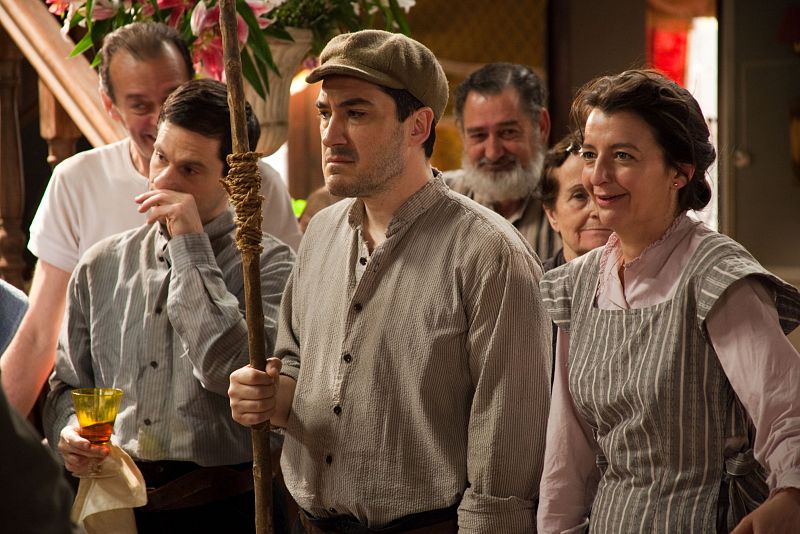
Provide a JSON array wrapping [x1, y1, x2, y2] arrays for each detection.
[[673, 182, 678, 187]]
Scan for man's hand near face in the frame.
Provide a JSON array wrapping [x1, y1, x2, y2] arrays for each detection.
[[135, 189, 204, 237]]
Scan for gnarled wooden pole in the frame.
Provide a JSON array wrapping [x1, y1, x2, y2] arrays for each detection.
[[218, 1, 272, 533]]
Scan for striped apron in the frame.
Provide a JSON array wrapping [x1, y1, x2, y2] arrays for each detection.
[[541, 232, 800, 533]]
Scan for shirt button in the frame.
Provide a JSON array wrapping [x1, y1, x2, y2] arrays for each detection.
[[150, 361, 158, 369], [158, 256, 165, 262], [333, 405, 341, 415], [359, 257, 367, 265], [155, 306, 163, 314], [353, 303, 362, 312], [343, 354, 352, 363], [325, 455, 332, 465], [143, 418, 152, 426]]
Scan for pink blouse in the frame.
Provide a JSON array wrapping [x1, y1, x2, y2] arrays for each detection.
[[537, 214, 800, 533]]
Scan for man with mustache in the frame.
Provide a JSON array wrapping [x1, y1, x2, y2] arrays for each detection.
[[446, 63, 559, 260], [229, 30, 552, 533]]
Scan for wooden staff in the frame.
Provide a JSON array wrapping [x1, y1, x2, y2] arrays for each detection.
[[218, 1, 272, 533]]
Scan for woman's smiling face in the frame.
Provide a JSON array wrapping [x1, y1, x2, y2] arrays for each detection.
[[580, 108, 685, 244]]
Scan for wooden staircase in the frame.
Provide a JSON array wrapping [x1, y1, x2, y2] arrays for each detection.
[[0, 0, 124, 288]]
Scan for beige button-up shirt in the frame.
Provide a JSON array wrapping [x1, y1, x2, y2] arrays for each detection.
[[277, 176, 552, 532]]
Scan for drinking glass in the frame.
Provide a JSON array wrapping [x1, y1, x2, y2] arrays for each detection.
[[71, 387, 123, 447], [71, 387, 123, 477]]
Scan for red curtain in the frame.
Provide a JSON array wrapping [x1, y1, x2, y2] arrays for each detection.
[[646, 0, 714, 87], [647, 22, 689, 86]]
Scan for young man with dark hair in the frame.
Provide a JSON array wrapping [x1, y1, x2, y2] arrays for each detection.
[[230, 30, 551, 533], [45, 78, 294, 532]]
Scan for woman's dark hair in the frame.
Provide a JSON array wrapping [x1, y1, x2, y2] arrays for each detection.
[[158, 79, 260, 176], [538, 132, 581, 210], [570, 69, 714, 211]]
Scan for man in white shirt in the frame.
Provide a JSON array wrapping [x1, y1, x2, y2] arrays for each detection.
[[1, 21, 301, 416]]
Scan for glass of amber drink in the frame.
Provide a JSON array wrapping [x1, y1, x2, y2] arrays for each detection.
[[71, 388, 123, 448]]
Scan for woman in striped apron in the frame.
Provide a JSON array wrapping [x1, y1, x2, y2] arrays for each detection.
[[536, 69, 800, 533]]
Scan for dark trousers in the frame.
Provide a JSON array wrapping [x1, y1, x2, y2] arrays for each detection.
[[294, 505, 459, 534], [133, 462, 291, 534], [134, 489, 257, 533]]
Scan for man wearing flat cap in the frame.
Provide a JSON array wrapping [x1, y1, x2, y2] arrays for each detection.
[[230, 30, 551, 533]]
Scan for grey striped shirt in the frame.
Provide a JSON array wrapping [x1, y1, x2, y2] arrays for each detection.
[[276, 176, 552, 532], [45, 209, 294, 466]]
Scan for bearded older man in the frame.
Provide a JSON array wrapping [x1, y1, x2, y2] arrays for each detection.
[[445, 63, 560, 259]]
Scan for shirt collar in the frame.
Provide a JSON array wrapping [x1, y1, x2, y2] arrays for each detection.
[[347, 169, 446, 237], [597, 212, 700, 306]]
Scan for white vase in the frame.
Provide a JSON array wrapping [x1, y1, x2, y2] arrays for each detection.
[[244, 27, 313, 156]]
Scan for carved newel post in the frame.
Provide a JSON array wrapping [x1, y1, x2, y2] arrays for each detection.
[[0, 27, 27, 289]]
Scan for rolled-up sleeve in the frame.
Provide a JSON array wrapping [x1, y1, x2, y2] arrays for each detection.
[[707, 277, 800, 494], [459, 248, 552, 533]]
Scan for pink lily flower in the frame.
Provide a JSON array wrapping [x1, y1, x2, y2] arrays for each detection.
[[45, 0, 72, 16], [246, 0, 286, 29], [190, 2, 249, 81], [91, 0, 130, 21], [157, 0, 196, 29]]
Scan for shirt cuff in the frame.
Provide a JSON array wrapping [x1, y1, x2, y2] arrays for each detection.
[[279, 358, 300, 382], [458, 488, 535, 533], [168, 233, 215, 269], [771, 472, 800, 497]]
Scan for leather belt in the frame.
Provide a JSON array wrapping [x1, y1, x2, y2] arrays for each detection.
[[136, 460, 254, 511], [299, 503, 458, 534]]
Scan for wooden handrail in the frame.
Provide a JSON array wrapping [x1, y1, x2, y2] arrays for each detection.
[[0, 0, 124, 146]]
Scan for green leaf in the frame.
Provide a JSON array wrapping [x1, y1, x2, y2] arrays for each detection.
[[68, 12, 85, 31], [247, 44, 271, 97], [335, 2, 361, 32], [241, 47, 267, 99], [374, 4, 392, 31], [145, 0, 165, 23], [84, 0, 95, 32], [264, 25, 293, 42], [236, 0, 279, 75], [70, 31, 96, 58], [90, 50, 102, 68], [387, 0, 411, 35]]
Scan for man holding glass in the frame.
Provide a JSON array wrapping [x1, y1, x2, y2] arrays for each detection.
[[44, 79, 294, 532]]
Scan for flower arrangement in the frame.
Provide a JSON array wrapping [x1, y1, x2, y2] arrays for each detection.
[[45, 0, 415, 98]]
